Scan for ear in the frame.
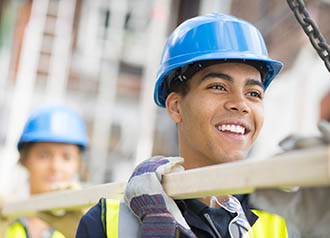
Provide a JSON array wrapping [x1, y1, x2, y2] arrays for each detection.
[[165, 92, 182, 123]]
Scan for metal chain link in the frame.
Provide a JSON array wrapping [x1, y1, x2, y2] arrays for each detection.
[[287, 0, 330, 73]]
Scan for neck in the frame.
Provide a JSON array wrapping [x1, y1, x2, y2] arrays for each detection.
[[179, 138, 232, 206], [198, 195, 230, 207], [27, 217, 50, 238], [179, 144, 223, 170]]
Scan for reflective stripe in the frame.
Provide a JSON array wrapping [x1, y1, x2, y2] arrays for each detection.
[[106, 199, 120, 238], [251, 209, 288, 238], [101, 198, 107, 232], [105, 199, 140, 238]]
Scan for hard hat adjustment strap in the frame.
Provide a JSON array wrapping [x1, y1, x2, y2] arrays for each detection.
[[161, 59, 268, 101]]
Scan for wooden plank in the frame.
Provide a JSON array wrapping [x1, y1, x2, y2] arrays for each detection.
[[2, 145, 330, 217], [2, 182, 127, 217], [163, 145, 330, 199]]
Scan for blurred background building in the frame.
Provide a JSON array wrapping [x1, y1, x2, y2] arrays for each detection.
[[0, 0, 329, 196]]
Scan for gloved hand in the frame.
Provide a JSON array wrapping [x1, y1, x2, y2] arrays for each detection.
[[37, 210, 85, 238], [279, 120, 330, 151], [124, 156, 196, 238]]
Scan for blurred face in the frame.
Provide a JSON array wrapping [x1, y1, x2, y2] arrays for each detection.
[[22, 142, 81, 194], [166, 63, 264, 169]]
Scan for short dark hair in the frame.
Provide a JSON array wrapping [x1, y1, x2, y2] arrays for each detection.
[[19, 142, 34, 165]]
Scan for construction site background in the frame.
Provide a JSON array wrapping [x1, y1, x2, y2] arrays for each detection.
[[0, 0, 329, 197]]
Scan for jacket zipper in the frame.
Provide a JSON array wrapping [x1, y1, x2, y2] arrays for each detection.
[[204, 213, 223, 238]]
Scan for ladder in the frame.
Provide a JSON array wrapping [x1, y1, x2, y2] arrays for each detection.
[[0, 0, 76, 194]]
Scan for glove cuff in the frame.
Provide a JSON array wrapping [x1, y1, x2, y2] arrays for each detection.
[[141, 213, 177, 237], [130, 194, 170, 220]]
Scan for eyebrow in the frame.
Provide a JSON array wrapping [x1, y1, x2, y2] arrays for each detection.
[[201, 73, 264, 90], [200, 73, 233, 82], [245, 79, 265, 90]]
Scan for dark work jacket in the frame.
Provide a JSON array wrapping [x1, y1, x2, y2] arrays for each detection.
[[76, 194, 258, 238]]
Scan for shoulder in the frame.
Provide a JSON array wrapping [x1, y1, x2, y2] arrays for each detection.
[[84, 201, 104, 223], [76, 201, 106, 238]]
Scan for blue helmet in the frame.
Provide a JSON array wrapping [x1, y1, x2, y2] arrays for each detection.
[[18, 105, 88, 151], [154, 13, 283, 107]]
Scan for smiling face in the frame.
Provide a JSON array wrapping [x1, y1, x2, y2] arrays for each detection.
[[166, 63, 264, 169], [21, 142, 81, 194]]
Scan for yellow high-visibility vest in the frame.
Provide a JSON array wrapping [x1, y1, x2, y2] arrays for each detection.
[[251, 209, 288, 238], [5, 220, 65, 238], [102, 198, 288, 238]]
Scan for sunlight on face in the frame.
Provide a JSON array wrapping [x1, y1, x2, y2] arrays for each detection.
[[168, 63, 264, 169]]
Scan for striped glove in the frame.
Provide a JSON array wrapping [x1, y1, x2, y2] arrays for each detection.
[[124, 156, 196, 238]]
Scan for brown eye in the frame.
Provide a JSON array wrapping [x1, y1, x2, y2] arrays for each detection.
[[63, 154, 73, 161], [208, 84, 226, 91], [247, 91, 262, 99], [39, 152, 50, 159]]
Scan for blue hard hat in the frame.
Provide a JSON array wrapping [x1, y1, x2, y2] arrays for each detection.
[[154, 13, 283, 107], [18, 105, 88, 151]]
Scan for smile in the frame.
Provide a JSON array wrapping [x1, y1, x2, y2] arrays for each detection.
[[216, 124, 248, 135]]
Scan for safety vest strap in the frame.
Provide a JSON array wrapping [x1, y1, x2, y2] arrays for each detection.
[[105, 199, 120, 238], [52, 231, 66, 238], [251, 209, 288, 238], [5, 220, 65, 238], [5, 222, 27, 238], [104, 199, 140, 238]]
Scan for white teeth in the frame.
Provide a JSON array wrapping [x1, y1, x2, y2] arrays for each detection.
[[218, 124, 246, 135], [236, 125, 241, 133]]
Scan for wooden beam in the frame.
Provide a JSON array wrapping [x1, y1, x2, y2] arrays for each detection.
[[3, 145, 330, 217], [164, 145, 330, 199], [2, 182, 127, 217]]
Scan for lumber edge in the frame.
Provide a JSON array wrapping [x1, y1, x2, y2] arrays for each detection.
[[3, 145, 330, 216]]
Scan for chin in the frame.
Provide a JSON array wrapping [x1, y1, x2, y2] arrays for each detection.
[[218, 151, 248, 163]]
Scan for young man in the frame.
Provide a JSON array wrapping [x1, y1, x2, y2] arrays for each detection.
[[76, 13, 287, 237], [5, 105, 88, 238]]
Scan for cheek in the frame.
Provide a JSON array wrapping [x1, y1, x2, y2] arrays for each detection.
[[182, 99, 206, 128], [254, 104, 264, 133], [64, 159, 80, 177], [27, 164, 48, 186], [25, 158, 47, 174]]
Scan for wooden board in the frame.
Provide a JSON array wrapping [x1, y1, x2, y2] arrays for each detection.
[[2, 182, 126, 217], [163, 145, 330, 199], [2, 145, 330, 217]]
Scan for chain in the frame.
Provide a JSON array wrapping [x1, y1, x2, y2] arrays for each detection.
[[287, 0, 330, 73]]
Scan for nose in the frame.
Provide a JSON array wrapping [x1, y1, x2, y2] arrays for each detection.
[[49, 155, 62, 172], [224, 93, 250, 114]]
